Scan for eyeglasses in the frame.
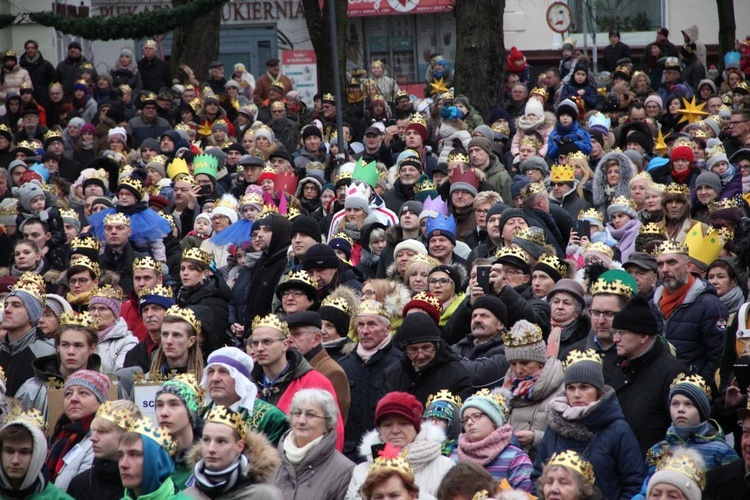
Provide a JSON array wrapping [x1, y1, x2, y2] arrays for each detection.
[[460, 412, 485, 426], [405, 344, 436, 356], [504, 269, 524, 276], [361, 289, 376, 298], [474, 209, 489, 216], [590, 310, 618, 319], [428, 278, 452, 287], [249, 338, 285, 347], [68, 278, 90, 286], [281, 290, 306, 298], [728, 120, 748, 126], [290, 409, 325, 420]]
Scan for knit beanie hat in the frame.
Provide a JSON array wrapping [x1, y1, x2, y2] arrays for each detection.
[[694, 171, 721, 195], [319, 294, 353, 338], [301, 243, 341, 270], [706, 150, 730, 172], [669, 374, 711, 422], [89, 290, 123, 317], [607, 196, 638, 220], [375, 392, 423, 433], [472, 296, 507, 325], [45, 294, 72, 320], [498, 207, 528, 232], [557, 99, 579, 121], [402, 291, 443, 326], [61, 210, 81, 233], [157, 375, 203, 426], [670, 144, 694, 163], [612, 295, 658, 336], [5, 288, 44, 326], [564, 349, 605, 393], [503, 320, 546, 363], [290, 215, 322, 243], [400, 200, 423, 216], [644, 94, 663, 110], [393, 239, 427, 259], [467, 137, 492, 156], [65, 369, 110, 403], [12, 180, 45, 211], [521, 157, 550, 177], [646, 448, 705, 500], [423, 391, 462, 441], [329, 234, 353, 261], [395, 311, 442, 349], [461, 390, 509, 428], [429, 265, 463, 292]]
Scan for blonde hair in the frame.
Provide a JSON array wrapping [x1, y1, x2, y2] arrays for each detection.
[[567, 155, 593, 200], [91, 400, 142, 432], [474, 191, 502, 208]]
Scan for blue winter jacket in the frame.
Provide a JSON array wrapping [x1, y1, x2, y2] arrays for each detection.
[[547, 121, 592, 160]]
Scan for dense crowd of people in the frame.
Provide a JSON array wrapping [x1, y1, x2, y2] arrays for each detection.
[[0, 25, 748, 499]]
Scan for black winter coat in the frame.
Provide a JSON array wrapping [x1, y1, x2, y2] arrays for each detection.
[[381, 180, 415, 213], [704, 459, 749, 500], [99, 245, 145, 296], [177, 273, 232, 357], [451, 334, 509, 389], [138, 57, 172, 93], [19, 52, 56, 103], [67, 457, 123, 500], [382, 342, 473, 406], [122, 340, 152, 373]]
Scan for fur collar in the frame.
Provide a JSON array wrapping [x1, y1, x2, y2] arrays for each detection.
[[187, 430, 281, 483]]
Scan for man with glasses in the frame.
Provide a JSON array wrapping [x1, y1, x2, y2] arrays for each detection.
[[201, 346, 288, 446], [127, 92, 171, 147], [724, 109, 750, 157], [137, 39, 171, 93]]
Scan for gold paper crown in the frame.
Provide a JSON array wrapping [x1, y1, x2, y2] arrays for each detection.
[[520, 182, 546, 198], [693, 128, 708, 138], [563, 349, 603, 370], [653, 448, 706, 491], [149, 154, 168, 166], [127, 418, 176, 455], [665, 183, 690, 195], [649, 182, 666, 193], [92, 284, 124, 302], [410, 291, 443, 314], [368, 443, 413, 479], [96, 400, 134, 430], [655, 239, 689, 256], [251, 314, 289, 337], [118, 176, 145, 196], [133, 255, 163, 273], [334, 171, 352, 183], [550, 164, 575, 182], [258, 203, 279, 219], [708, 196, 742, 212], [284, 270, 319, 290], [205, 405, 246, 437], [330, 232, 354, 247], [213, 195, 239, 212], [447, 150, 470, 164], [165, 305, 202, 333], [502, 322, 543, 347], [519, 135, 542, 149], [60, 208, 79, 221], [0, 200, 17, 216], [640, 222, 667, 236], [16, 272, 46, 296], [513, 226, 547, 246], [137, 283, 174, 300], [406, 253, 439, 270], [414, 177, 437, 194], [320, 295, 353, 316], [548, 451, 596, 485], [578, 208, 603, 223], [471, 388, 509, 419], [59, 310, 99, 330], [163, 372, 205, 409], [44, 129, 62, 142], [10, 279, 45, 307], [158, 211, 176, 230], [670, 373, 712, 400], [536, 253, 568, 278], [718, 227, 734, 242], [438, 91, 454, 100], [408, 113, 427, 128], [286, 206, 301, 220], [584, 241, 614, 260], [69, 255, 100, 276], [610, 195, 635, 210], [590, 276, 634, 298], [357, 300, 390, 318], [494, 246, 530, 263], [182, 247, 214, 267], [425, 389, 462, 408], [530, 86, 548, 99], [567, 150, 588, 162], [632, 171, 652, 183], [239, 192, 264, 207], [322, 92, 335, 102], [103, 212, 131, 227], [5, 407, 47, 433]]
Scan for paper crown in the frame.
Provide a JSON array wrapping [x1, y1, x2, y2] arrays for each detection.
[[358, 300, 391, 318], [654, 239, 689, 256], [513, 226, 547, 246], [450, 167, 479, 190], [16, 272, 46, 296], [408, 113, 428, 128], [213, 194, 239, 213], [578, 208, 603, 224], [92, 284, 124, 302], [550, 164, 575, 182], [258, 203, 279, 219], [470, 388, 510, 419], [352, 158, 379, 188], [584, 241, 614, 260], [709, 195, 743, 213], [491, 122, 510, 136], [60, 208, 79, 221], [409, 291, 443, 314], [564, 349, 603, 370], [520, 181, 546, 198], [640, 222, 667, 236], [425, 213, 456, 238], [10, 278, 45, 307], [447, 150, 470, 164], [346, 181, 371, 203], [685, 224, 726, 266], [182, 247, 214, 267], [664, 183, 690, 195], [240, 192, 264, 207], [127, 418, 176, 455], [406, 254, 439, 270], [60, 310, 99, 330], [162, 373, 205, 413], [4, 407, 47, 433], [96, 401, 134, 430], [519, 134, 542, 150], [425, 389, 462, 408], [334, 171, 352, 184], [43, 129, 62, 142], [530, 86, 548, 99], [286, 206, 301, 220], [671, 373, 712, 400], [368, 443, 413, 479], [164, 305, 202, 333], [677, 96, 708, 125], [118, 176, 144, 196], [414, 175, 437, 195], [502, 322, 543, 348], [205, 405, 246, 437], [103, 212, 131, 227], [167, 157, 191, 181], [322, 92, 335, 103], [548, 451, 596, 485], [132, 255, 163, 273], [320, 295, 354, 316], [69, 255, 101, 277], [251, 313, 289, 337], [536, 253, 568, 278], [137, 284, 175, 302], [284, 270, 319, 290], [610, 195, 635, 210], [422, 195, 449, 216], [193, 154, 219, 178], [653, 448, 706, 491], [494, 246, 530, 264], [590, 272, 635, 298]]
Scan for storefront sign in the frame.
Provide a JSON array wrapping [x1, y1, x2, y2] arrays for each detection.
[[282, 49, 318, 108], [93, 0, 304, 22], [347, 0, 453, 17]]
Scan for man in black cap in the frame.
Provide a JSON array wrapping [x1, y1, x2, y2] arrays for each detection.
[[15, 107, 47, 143], [127, 92, 171, 147], [301, 243, 363, 298], [138, 40, 172, 93], [286, 310, 350, 421], [295, 125, 326, 172], [203, 60, 227, 97], [603, 29, 631, 73], [253, 58, 293, 107], [289, 215, 323, 270], [361, 125, 394, 168], [382, 156, 421, 213], [609, 295, 686, 455], [55, 41, 97, 95], [230, 154, 265, 198], [623, 252, 661, 321]]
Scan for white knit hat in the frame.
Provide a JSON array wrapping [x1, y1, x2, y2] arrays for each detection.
[[393, 239, 427, 259]]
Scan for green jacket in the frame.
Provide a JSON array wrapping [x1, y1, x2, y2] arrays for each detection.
[[122, 477, 191, 500], [482, 154, 512, 204], [203, 399, 289, 447], [28, 482, 74, 500]]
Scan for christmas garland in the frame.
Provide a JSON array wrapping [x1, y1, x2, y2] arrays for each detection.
[[0, 14, 17, 30], [28, 0, 229, 41]]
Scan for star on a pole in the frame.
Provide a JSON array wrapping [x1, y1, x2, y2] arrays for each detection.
[[428, 77, 450, 96], [678, 96, 708, 125]]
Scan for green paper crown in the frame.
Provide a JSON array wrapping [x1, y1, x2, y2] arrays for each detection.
[[193, 154, 219, 178], [351, 158, 379, 188]]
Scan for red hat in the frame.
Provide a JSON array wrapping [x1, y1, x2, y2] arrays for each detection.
[[18, 170, 44, 186], [405, 121, 427, 144], [670, 144, 694, 163], [506, 46, 527, 72], [402, 292, 443, 325], [375, 392, 423, 433], [258, 168, 277, 184]]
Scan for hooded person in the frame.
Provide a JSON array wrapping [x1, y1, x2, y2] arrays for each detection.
[[593, 150, 635, 214], [423, 391, 463, 457]]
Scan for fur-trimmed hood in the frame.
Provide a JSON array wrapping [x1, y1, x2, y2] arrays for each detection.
[[592, 151, 635, 207], [187, 429, 281, 483], [516, 110, 556, 133], [357, 421, 447, 463], [545, 386, 622, 442]]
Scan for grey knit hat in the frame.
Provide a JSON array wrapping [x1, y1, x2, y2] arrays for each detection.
[[564, 350, 605, 392], [606, 197, 638, 220], [521, 157, 550, 177], [695, 170, 722, 194], [504, 320, 546, 363], [45, 294, 72, 320], [4, 289, 43, 325]]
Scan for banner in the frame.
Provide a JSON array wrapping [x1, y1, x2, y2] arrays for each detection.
[[133, 382, 163, 425], [282, 49, 318, 108], [347, 0, 454, 17]]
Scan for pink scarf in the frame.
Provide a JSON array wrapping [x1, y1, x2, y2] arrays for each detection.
[[356, 334, 392, 363], [547, 317, 575, 359], [457, 424, 514, 466]]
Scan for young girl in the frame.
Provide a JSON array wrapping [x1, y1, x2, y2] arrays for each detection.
[[208, 185, 264, 246], [707, 145, 743, 198], [560, 62, 598, 111], [546, 99, 592, 161], [12, 175, 65, 249]]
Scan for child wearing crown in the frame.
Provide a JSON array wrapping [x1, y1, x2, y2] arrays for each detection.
[[12, 173, 66, 250]]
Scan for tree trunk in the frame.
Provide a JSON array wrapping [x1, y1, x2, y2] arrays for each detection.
[[453, 0, 506, 117], [716, 0, 735, 71], [300, 0, 347, 94], [170, 0, 222, 85]]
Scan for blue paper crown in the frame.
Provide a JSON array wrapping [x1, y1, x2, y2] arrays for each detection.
[[425, 213, 456, 238], [725, 51, 741, 68]]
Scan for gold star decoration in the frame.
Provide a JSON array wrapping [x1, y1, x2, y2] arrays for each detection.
[[678, 96, 708, 125], [429, 77, 450, 96], [654, 129, 667, 156]]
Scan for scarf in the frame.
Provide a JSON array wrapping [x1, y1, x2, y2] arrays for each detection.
[[117, 201, 147, 216], [659, 274, 695, 319], [357, 334, 392, 363], [10, 259, 44, 278], [719, 285, 745, 315], [67, 288, 96, 306], [502, 369, 542, 401], [192, 454, 248, 497], [547, 316, 575, 359], [670, 421, 713, 442], [343, 221, 361, 242], [457, 424, 514, 466], [549, 396, 601, 421], [670, 167, 692, 185], [98, 320, 117, 343], [265, 71, 282, 83], [608, 218, 641, 262], [283, 432, 324, 465], [718, 165, 736, 185], [46, 413, 94, 480]]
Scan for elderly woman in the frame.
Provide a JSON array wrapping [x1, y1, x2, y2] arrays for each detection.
[[404, 254, 440, 294], [546, 280, 589, 359], [640, 182, 665, 224], [533, 350, 646, 500], [645, 448, 705, 500], [629, 171, 652, 212], [427, 265, 466, 327], [46, 369, 110, 490], [592, 151, 634, 215], [346, 392, 454, 499], [273, 389, 355, 499], [37, 293, 73, 339], [88, 285, 137, 372], [360, 278, 410, 333], [502, 321, 564, 458], [537, 450, 602, 500]]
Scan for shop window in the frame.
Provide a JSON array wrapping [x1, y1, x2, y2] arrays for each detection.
[[568, 0, 662, 34]]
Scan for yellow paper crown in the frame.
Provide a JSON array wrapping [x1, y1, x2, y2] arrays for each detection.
[[167, 157, 191, 180], [251, 314, 289, 337], [610, 195, 635, 210], [578, 208, 603, 223], [59, 310, 99, 330], [239, 192, 264, 207], [213, 195, 239, 212], [409, 291, 443, 314], [491, 122, 510, 135], [550, 164, 575, 182], [655, 239, 689, 256], [182, 247, 214, 267], [425, 390, 462, 408], [357, 299, 391, 318], [158, 211, 176, 230], [284, 270, 319, 290], [331, 232, 354, 247], [137, 283, 174, 300], [640, 222, 667, 236], [165, 305, 202, 333], [471, 388, 510, 419], [0, 199, 17, 216], [133, 255, 163, 274], [665, 183, 690, 195], [567, 150, 588, 162], [530, 86, 548, 99], [502, 322, 543, 347], [590, 276, 634, 298], [519, 135, 542, 150], [408, 113, 427, 128], [258, 203, 279, 219], [709, 196, 742, 212], [685, 223, 724, 266], [563, 349, 603, 369], [322, 92, 335, 102], [653, 448, 706, 491], [494, 246, 530, 264], [405, 253, 439, 270], [10, 279, 45, 307], [584, 241, 614, 260], [127, 418, 176, 455], [414, 177, 437, 194], [536, 253, 568, 278], [334, 171, 352, 183], [671, 373, 712, 400], [103, 212, 131, 227], [447, 150, 470, 164], [548, 450, 596, 485], [16, 272, 46, 296], [513, 226, 547, 246], [92, 285, 124, 302], [320, 295, 353, 316], [368, 443, 414, 479], [5, 407, 47, 433], [60, 208, 79, 221], [204, 405, 246, 437], [632, 171, 652, 183], [286, 206, 301, 220], [118, 176, 145, 196], [520, 181, 546, 198], [69, 255, 101, 276], [95, 400, 134, 430]]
